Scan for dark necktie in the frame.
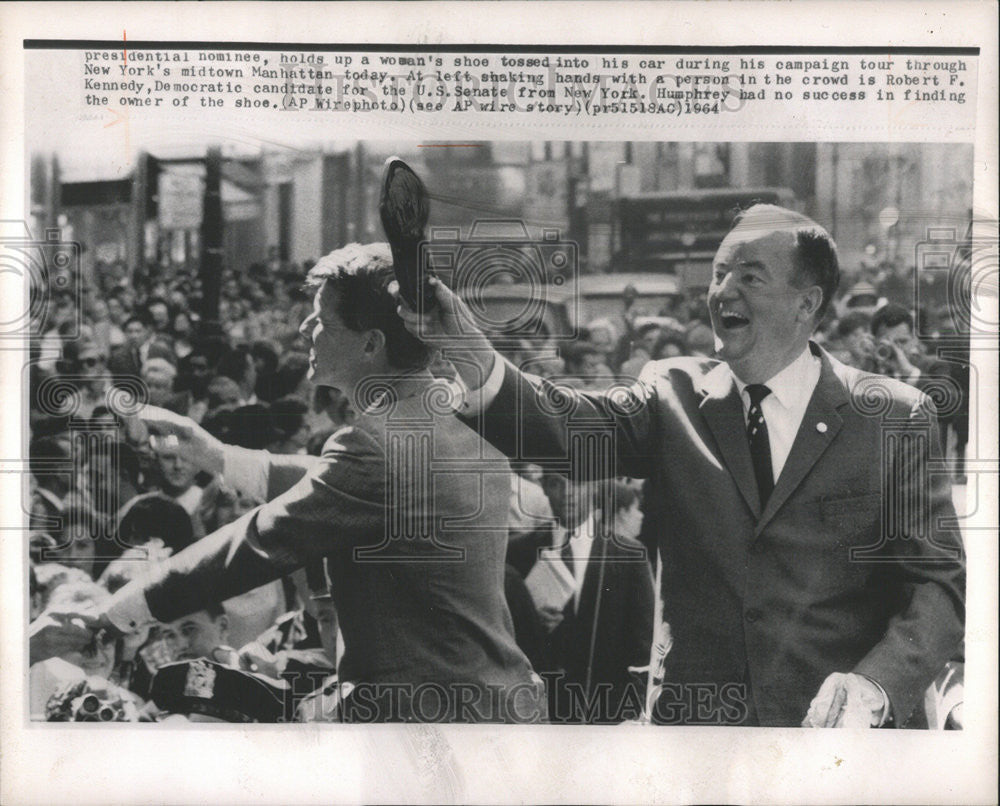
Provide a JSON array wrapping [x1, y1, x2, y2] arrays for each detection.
[[745, 384, 774, 506]]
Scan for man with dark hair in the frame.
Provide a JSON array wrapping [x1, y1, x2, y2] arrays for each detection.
[[870, 303, 954, 405], [870, 302, 914, 341], [836, 311, 876, 371], [536, 475, 654, 724], [216, 345, 258, 405], [159, 602, 231, 662], [86, 242, 541, 723], [108, 313, 173, 381], [400, 203, 964, 728], [144, 297, 172, 335], [303, 242, 430, 371], [267, 396, 311, 455]]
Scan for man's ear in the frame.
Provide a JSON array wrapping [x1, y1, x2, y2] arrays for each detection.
[[364, 329, 386, 356], [217, 614, 229, 636], [799, 286, 824, 321]]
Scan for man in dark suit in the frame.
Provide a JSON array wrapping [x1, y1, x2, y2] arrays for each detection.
[[538, 476, 654, 724], [107, 314, 174, 382], [397, 204, 964, 728], [90, 243, 541, 722]]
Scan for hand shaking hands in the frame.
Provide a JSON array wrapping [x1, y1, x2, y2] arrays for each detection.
[[802, 672, 888, 728]]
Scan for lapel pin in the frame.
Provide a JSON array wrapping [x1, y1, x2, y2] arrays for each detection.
[[816, 422, 828, 433]]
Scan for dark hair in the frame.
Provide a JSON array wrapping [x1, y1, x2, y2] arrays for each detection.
[[250, 340, 281, 375], [732, 204, 840, 320], [116, 492, 195, 554], [29, 435, 72, 477], [269, 396, 309, 440], [123, 313, 150, 330], [227, 404, 275, 449], [200, 405, 236, 442], [272, 351, 311, 399], [606, 479, 639, 515], [193, 335, 230, 367], [836, 311, 872, 338], [870, 303, 914, 337], [635, 321, 663, 339], [82, 440, 141, 487], [305, 243, 431, 370], [217, 345, 253, 385]]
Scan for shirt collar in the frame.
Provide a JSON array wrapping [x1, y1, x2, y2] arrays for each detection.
[[732, 345, 819, 411], [701, 345, 822, 408]]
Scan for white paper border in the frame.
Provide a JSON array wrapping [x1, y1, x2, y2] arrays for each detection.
[[2, 3, 996, 804]]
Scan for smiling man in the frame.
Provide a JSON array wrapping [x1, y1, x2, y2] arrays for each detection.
[[398, 204, 965, 728], [87, 242, 542, 723]]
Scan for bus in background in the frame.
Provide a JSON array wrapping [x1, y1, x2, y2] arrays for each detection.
[[612, 187, 797, 293]]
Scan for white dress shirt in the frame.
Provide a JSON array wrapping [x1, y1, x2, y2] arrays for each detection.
[[462, 348, 823, 486], [730, 346, 822, 484]]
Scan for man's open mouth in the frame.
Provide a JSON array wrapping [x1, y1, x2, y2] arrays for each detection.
[[719, 312, 750, 329]]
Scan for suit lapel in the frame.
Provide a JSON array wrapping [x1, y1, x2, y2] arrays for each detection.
[[699, 364, 761, 518], [754, 349, 849, 535]]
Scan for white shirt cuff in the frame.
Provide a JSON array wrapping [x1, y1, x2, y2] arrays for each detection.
[[222, 444, 271, 501], [106, 580, 156, 634], [459, 352, 505, 417], [861, 675, 892, 726]]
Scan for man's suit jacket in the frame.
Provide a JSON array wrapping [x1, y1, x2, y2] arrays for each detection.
[[133, 374, 540, 722], [469, 343, 965, 727], [545, 530, 654, 724]]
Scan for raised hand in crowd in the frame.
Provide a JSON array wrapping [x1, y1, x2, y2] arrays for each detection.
[[125, 404, 226, 476], [28, 610, 102, 666]]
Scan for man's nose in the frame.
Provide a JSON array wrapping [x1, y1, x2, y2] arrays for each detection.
[[299, 315, 314, 340], [712, 271, 738, 298]]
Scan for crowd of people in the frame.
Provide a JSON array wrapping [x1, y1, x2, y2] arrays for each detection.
[[26, 221, 968, 725]]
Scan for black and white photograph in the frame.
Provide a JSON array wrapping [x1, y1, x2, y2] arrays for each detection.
[[1, 3, 996, 804]]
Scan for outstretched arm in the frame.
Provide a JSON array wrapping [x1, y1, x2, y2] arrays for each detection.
[[103, 425, 384, 632], [127, 405, 322, 500], [395, 277, 659, 480]]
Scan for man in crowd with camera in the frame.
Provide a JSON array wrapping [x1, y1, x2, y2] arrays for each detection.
[[869, 303, 954, 398]]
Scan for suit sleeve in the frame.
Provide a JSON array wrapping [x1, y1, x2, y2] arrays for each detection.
[[135, 426, 385, 624], [461, 356, 661, 480], [852, 397, 966, 726], [219, 445, 321, 503]]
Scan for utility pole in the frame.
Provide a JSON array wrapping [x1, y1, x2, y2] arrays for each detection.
[[130, 152, 148, 288], [200, 146, 224, 329]]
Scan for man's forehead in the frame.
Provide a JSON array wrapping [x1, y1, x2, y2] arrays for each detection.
[[716, 224, 797, 265]]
